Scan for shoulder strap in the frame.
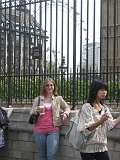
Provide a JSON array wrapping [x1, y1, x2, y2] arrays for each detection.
[[38, 96, 40, 106], [78, 103, 92, 117], [77, 107, 82, 117]]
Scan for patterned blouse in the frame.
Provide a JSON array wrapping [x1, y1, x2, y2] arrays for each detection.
[[77, 103, 115, 153]]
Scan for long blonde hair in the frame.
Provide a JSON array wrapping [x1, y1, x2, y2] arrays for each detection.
[[40, 78, 58, 97]]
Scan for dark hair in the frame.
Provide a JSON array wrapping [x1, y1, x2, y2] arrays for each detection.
[[87, 79, 108, 104]]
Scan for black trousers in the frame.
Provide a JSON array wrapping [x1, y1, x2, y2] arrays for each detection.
[[80, 151, 110, 160]]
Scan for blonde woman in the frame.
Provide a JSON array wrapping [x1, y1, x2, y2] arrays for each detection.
[[30, 78, 70, 160]]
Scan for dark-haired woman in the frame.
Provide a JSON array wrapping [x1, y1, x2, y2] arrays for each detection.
[[30, 78, 70, 160], [77, 79, 120, 160]]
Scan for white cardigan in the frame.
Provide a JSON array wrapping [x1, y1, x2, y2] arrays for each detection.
[[77, 103, 115, 153]]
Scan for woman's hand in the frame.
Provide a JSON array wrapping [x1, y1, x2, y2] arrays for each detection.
[[36, 106, 44, 114], [100, 113, 109, 124], [61, 113, 68, 122], [89, 113, 109, 131]]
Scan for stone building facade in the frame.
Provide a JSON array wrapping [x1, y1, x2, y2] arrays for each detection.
[[1, 5, 46, 76], [101, 0, 120, 76]]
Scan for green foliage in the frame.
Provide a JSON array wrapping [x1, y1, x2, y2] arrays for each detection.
[[0, 76, 120, 102]]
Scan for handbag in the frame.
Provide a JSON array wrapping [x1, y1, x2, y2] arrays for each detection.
[[29, 96, 40, 124], [65, 108, 89, 151]]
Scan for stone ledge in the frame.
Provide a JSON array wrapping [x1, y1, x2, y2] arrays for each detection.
[[107, 128, 120, 139], [3, 107, 120, 139]]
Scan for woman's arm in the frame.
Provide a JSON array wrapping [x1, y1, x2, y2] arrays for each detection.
[[30, 97, 38, 115], [113, 116, 120, 129], [88, 113, 109, 131], [57, 96, 70, 116]]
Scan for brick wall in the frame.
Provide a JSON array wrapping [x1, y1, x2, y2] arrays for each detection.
[[0, 108, 119, 160]]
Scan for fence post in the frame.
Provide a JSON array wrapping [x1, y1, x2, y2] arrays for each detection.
[[6, 1, 12, 108]]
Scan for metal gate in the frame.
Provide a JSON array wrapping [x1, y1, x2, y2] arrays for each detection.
[[0, 0, 120, 108]]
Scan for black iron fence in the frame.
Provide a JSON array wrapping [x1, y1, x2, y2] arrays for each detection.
[[0, 69, 120, 109], [0, 0, 120, 109]]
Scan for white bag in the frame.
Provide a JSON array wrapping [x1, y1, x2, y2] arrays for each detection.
[[65, 109, 89, 151]]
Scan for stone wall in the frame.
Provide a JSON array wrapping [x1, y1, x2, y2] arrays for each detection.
[[0, 108, 120, 160]]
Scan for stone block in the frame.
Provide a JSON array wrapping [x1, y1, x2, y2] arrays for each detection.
[[57, 145, 60, 155], [13, 140, 26, 151], [113, 140, 120, 151], [108, 151, 113, 160], [34, 152, 38, 160], [7, 140, 14, 149], [107, 139, 114, 150], [0, 157, 16, 160], [21, 151, 33, 160], [60, 125, 69, 135], [0, 148, 9, 157], [75, 149, 81, 158], [112, 151, 120, 160], [107, 127, 120, 139], [7, 131, 18, 140], [59, 135, 67, 146], [60, 146, 75, 157], [57, 156, 69, 160], [9, 149, 21, 158], [57, 156, 80, 160], [17, 131, 34, 142], [25, 142, 37, 152], [0, 157, 7, 160]]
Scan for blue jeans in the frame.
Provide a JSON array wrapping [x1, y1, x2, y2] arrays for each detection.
[[33, 130, 60, 160]]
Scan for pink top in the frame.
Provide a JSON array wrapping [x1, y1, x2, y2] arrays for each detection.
[[34, 105, 59, 133]]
